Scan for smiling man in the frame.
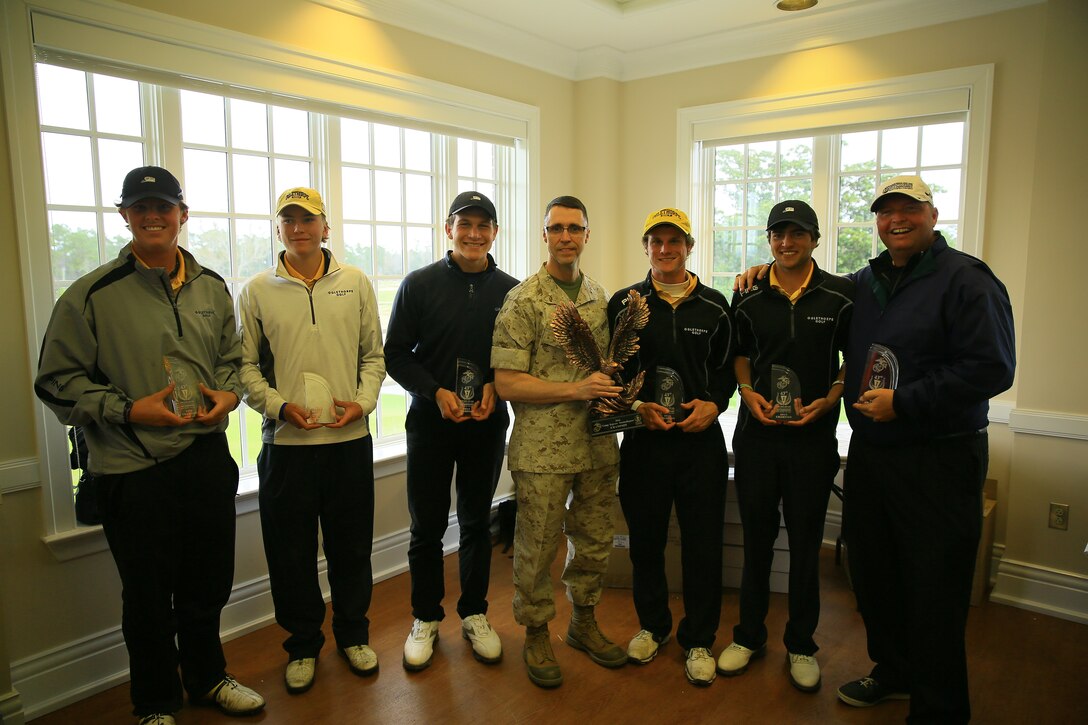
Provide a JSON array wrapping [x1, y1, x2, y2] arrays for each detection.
[[837, 176, 1015, 722], [721, 200, 853, 693], [608, 207, 735, 686], [35, 166, 264, 725], [492, 195, 626, 688], [238, 187, 385, 695], [385, 191, 518, 672]]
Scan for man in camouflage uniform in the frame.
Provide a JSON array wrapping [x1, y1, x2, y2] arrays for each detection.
[[492, 195, 626, 688]]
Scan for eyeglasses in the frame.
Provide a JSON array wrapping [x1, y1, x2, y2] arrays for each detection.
[[544, 224, 587, 237]]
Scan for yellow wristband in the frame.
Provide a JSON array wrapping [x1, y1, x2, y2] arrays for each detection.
[[738, 383, 753, 391]]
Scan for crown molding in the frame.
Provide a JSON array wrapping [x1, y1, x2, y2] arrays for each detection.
[[312, 0, 1043, 81]]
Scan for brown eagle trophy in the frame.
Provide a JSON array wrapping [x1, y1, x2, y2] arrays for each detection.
[[550, 289, 649, 433]]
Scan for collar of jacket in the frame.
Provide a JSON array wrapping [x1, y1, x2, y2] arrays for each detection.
[[637, 269, 707, 300], [753, 258, 828, 296], [536, 263, 602, 307], [121, 242, 205, 287], [274, 247, 337, 282], [443, 250, 498, 276], [867, 231, 946, 309]]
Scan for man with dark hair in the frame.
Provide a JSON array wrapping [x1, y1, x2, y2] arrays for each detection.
[[720, 200, 852, 693], [385, 191, 518, 672], [736, 177, 1015, 721], [610, 208, 735, 686], [238, 187, 385, 694], [836, 176, 1014, 722], [35, 166, 264, 725], [492, 195, 627, 688]]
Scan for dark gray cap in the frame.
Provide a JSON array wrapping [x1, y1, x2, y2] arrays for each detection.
[[119, 166, 183, 207], [448, 191, 497, 222]]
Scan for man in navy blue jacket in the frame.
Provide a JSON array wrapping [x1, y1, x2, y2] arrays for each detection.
[[836, 176, 1015, 723], [385, 191, 519, 672]]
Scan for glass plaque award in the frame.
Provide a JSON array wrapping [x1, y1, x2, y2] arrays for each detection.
[[303, 372, 336, 424], [163, 355, 204, 419], [859, 343, 899, 398], [550, 289, 650, 436], [770, 364, 802, 421], [655, 366, 686, 423], [456, 358, 483, 416]]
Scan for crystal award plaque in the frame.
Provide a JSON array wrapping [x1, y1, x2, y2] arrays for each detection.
[[163, 355, 204, 419], [770, 364, 802, 421], [550, 289, 650, 436], [303, 372, 336, 424], [859, 343, 899, 398], [655, 366, 687, 423], [456, 358, 482, 416]]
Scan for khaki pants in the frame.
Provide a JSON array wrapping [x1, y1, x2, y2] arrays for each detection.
[[511, 464, 619, 627]]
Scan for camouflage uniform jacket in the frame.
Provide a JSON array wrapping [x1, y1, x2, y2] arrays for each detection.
[[491, 264, 620, 473]]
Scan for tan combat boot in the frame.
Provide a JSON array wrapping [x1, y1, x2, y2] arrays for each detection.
[[523, 625, 563, 688], [566, 605, 627, 668]]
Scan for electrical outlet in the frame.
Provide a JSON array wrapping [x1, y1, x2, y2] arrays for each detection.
[[1049, 503, 1069, 531]]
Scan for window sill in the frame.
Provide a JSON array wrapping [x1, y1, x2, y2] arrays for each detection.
[[43, 441, 410, 562]]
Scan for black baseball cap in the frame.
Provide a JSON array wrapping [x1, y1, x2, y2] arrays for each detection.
[[448, 191, 497, 223], [119, 166, 184, 207], [766, 199, 819, 235]]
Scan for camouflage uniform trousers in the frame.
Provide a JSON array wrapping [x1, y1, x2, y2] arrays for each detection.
[[511, 463, 620, 627]]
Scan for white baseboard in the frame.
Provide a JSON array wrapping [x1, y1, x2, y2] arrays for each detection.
[[0, 687, 26, 725], [990, 558, 1088, 624], [9, 623, 128, 720], [12, 513, 466, 720], [0, 457, 38, 496]]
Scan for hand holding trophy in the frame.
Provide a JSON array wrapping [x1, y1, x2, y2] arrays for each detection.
[[550, 289, 650, 435]]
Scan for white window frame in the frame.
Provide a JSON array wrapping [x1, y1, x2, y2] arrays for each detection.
[[678, 65, 993, 447], [2, 0, 539, 557], [678, 65, 993, 276]]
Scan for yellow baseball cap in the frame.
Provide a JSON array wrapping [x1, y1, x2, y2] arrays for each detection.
[[642, 207, 691, 236], [276, 187, 326, 216]]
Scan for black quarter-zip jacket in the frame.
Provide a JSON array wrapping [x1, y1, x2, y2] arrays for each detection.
[[730, 260, 854, 439], [385, 251, 519, 407], [608, 271, 737, 414]]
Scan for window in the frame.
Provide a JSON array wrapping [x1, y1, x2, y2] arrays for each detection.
[[35, 63, 519, 499], [681, 66, 993, 444], [703, 120, 967, 289], [708, 137, 815, 294], [12, 1, 538, 549], [832, 122, 965, 274]]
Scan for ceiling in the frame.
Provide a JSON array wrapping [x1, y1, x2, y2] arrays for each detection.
[[314, 0, 1041, 81]]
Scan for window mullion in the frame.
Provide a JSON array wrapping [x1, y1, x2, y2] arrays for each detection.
[[692, 141, 714, 282], [152, 86, 181, 174], [812, 135, 833, 272], [437, 134, 453, 259], [322, 115, 343, 259]]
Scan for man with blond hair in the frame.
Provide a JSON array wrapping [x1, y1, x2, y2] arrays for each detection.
[[610, 207, 735, 686], [238, 187, 385, 694]]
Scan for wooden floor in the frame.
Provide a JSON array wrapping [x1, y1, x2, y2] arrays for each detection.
[[31, 544, 1085, 724]]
